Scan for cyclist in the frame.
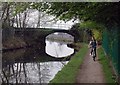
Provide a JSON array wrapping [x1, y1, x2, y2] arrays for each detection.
[[88, 37, 97, 61]]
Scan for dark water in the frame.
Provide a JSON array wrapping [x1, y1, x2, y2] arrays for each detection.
[[1, 33, 75, 84]]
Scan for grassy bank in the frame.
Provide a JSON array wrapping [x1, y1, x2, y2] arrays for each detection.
[[49, 43, 88, 83], [97, 46, 117, 84]]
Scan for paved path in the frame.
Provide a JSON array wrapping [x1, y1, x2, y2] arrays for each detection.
[[76, 49, 106, 83]]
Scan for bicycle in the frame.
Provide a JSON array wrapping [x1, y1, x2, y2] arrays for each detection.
[[91, 47, 96, 61]]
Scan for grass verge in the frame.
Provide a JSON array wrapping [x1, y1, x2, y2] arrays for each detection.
[[97, 46, 117, 84], [49, 43, 88, 83]]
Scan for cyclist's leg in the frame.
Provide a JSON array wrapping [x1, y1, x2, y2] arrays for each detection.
[[92, 48, 96, 61], [90, 48, 93, 55], [94, 47, 96, 57]]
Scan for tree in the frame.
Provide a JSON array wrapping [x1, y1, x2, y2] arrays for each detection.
[[80, 20, 105, 41], [37, 2, 119, 43], [1, 2, 119, 29], [38, 2, 119, 28]]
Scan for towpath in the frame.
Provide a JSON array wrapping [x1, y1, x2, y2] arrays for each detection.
[[76, 49, 106, 83]]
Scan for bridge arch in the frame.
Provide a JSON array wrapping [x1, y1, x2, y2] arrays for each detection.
[[13, 27, 80, 44]]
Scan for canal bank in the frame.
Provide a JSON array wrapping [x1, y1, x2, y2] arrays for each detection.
[[49, 43, 88, 83], [49, 44, 117, 84], [97, 47, 117, 84]]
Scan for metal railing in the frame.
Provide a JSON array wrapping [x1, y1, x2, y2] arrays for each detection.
[[102, 27, 119, 76]]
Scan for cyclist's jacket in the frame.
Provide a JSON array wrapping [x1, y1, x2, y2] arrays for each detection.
[[91, 41, 97, 48]]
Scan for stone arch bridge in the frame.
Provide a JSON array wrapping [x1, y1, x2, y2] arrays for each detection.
[[14, 27, 80, 45]]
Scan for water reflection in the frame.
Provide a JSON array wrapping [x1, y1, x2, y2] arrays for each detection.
[[46, 32, 74, 58], [1, 61, 68, 84], [46, 40, 74, 57], [1, 32, 75, 84], [1, 46, 74, 83], [1, 48, 70, 84]]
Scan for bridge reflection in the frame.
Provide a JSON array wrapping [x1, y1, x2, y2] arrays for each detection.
[[2, 48, 70, 84], [2, 47, 75, 68], [2, 43, 75, 84]]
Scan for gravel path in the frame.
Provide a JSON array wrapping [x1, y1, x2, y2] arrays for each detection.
[[76, 49, 106, 83]]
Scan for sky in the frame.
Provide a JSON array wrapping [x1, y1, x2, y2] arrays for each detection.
[[14, 9, 79, 30]]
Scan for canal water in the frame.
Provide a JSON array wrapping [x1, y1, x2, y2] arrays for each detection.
[[1, 32, 75, 84]]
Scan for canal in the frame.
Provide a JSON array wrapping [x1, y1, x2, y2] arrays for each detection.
[[1, 32, 75, 84]]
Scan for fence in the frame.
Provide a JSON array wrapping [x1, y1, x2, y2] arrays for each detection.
[[102, 25, 119, 77]]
